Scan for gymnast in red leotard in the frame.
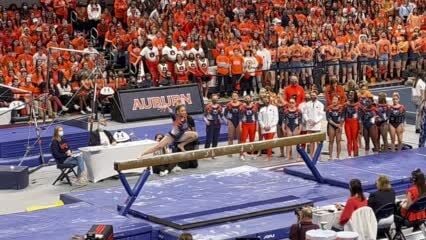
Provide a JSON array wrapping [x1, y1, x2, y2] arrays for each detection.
[[140, 105, 198, 158]]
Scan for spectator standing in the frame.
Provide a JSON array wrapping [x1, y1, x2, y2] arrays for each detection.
[[215, 49, 231, 97], [162, 37, 178, 83], [230, 48, 244, 95], [242, 49, 258, 97], [87, 0, 101, 30], [256, 43, 271, 92], [140, 40, 160, 85]]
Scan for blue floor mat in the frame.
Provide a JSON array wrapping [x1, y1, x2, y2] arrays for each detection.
[[0, 202, 152, 240], [159, 211, 296, 240], [285, 148, 426, 189], [62, 166, 349, 231]]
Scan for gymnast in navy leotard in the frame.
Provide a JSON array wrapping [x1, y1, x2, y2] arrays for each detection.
[[376, 93, 390, 151], [388, 92, 406, 151], [359, 98, 380, 152], [284, 98, 302, 160], [276, 97, 287, 157], [326, 95, 344, 160], [224, 92, 242, 146], [141, 105, 199, 157]]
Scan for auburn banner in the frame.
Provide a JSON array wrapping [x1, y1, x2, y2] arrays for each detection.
[[112, 84, 204, 122]]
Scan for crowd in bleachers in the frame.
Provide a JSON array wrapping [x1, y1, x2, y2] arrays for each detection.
[[0, 0, 424, 118]]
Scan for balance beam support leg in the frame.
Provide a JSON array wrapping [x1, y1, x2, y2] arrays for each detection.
[[118, 169, 151, 216], [297, 143, 324, 183], [312, 141, 323, 165]]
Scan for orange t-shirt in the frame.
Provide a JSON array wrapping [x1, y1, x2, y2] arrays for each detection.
[[216, 55, 230, 75], [229, 55, 244, 75]]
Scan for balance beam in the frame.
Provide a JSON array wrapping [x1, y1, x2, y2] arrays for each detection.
[[114, 132, 326, 216], [114, 132, 326, 171]]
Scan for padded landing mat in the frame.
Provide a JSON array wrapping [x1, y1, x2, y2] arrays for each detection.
[[0, 202, 152, 240], [285, 148, 426, 190], [63, 166, 319, 230], [159, 211, 296, 240]]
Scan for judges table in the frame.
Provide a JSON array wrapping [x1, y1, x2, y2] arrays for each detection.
[[313, 205, 343, 230], [79, 139, 157, 183]]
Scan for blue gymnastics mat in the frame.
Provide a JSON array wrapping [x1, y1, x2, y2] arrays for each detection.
[[284, 148, 426, 190], [159, 211, 296, 240], [61, 166, 350, 231], [0, 202, 152, 240]]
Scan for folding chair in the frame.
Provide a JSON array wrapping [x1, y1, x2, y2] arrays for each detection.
[[375, 202, 396, 240], [393, 196, 426, 240], [52, 162, 78, 186]]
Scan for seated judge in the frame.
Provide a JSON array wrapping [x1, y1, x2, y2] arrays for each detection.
[[88, 118, 116, 146], [368, 175, 396, 213]]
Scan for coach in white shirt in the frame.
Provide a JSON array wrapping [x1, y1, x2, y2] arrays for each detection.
[[413, 73, 426, 132], [302, 90, 324, 157], [258, 94, 279, 160]]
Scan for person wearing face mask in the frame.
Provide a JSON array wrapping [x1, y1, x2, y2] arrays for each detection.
[[302, 90, 324, 158], [283, 76, 305, 107], [258, 93, 279, 160], [88, 118, 116, 146], [51, 126, 87, 185]]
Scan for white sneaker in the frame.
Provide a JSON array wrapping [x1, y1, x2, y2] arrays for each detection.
[[159, 170, 169, 177], [74, 104, 80, 110], [62, 106, 69, 111], [172, 166, 183, 173], [80, 110, 87, 115], [240, 155, 246, 161], [86, 106, 92, 112], [250, 91, 254, 96], [243, 91, 247, 96]]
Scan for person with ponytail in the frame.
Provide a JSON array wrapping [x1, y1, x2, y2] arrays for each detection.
[[240, 95, 258, 160], [343, 90, 360, 157], [337, 179, 367, 226], [326, 95, 344, 160], [400, 169, 426, 223], [224, 92, 242, 148]]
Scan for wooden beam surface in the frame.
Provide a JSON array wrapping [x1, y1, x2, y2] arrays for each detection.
[[114, 132, 326, 171]]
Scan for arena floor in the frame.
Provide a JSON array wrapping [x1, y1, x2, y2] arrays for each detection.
[[0, 118, 419, 215]]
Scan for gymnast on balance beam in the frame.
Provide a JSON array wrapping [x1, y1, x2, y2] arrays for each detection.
[[139, 104, 198, 158]]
